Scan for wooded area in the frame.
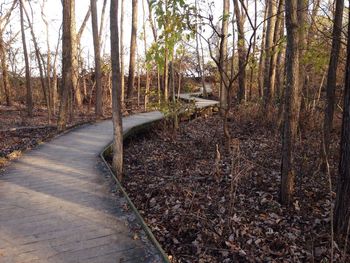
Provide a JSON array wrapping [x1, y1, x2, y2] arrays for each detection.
[[1, 0, 350, 262]]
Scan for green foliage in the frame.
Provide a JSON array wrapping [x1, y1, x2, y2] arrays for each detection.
[[147, 0, 194, 68], [302, 43, 329, 73]]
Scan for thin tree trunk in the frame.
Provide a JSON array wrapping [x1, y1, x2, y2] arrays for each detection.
[[91, 0, 103, 117], [163, 50, 169, 101], [280, 0, 300, 206], [52, 70, 58, 114], [163, 0, 169, 102], [52, 27, 62, 115], [142, 0, 150, 110], [76, 5, 91, 99], [177, 70, 182, 98], [248, 0, 258, 101], [267, 0, 283, 104], [0, 1, 16, 107], [157, 69, 161, 105], [126, 0, 138, 107], [71, 0, 82, 110], [147, 0, 161, 104], [263, 0, 277, 108], [41, 1, 52, 117], [233, 0, 247, 103], [77, 7, 91, 41], [298, 0, 308, 114], [220, 0, 229, 111], [258, 5, 268, 99], [275, 14, 285, 101], [23, 3, 51, 123], [323, 0, 344, 157], [98, 0, 108, 48], [137, 53, 140, 107], [110, 0, 123, 180], [195, 0, 207, 98], [120, 0, 125, 104], [19, 0, 32, 116], [0, 36, 11, 107]]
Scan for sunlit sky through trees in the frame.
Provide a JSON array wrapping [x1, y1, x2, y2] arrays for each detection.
[[3, 0, 335, 76]]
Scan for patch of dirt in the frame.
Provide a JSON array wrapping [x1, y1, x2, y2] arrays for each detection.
[[121, 107, 345, 263]]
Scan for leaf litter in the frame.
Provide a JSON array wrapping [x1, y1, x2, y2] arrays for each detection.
[[122, 109, 348, 263]]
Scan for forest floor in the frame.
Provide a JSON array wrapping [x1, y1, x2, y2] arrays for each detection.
[[121, 104, 347, 263], [0, 99, 144, 170]]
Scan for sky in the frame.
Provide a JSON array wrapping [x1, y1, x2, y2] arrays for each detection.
[[4, 0, 265, 75]]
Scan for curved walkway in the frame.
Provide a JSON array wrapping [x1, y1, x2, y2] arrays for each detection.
[[0, 93, 218, 263]]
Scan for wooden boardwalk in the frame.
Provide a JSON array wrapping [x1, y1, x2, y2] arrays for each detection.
[[0, 113, 164, 263], [177, 86, 218, 109], [0, 93, 218, 263]]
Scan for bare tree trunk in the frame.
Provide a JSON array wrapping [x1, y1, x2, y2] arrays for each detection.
[[120, 0, 125, 105], [137, 53, 140, 107], [19, 0, 32, 116], [71, 0, 82, 110], [0, 36, 11, 107], [142, 0, 150, 110], [162, 0, 169, 102], [275, 14, 285, 101], [77, 7, 91, 41], [41, 1, 53, 116], [298, 0, 308, 114], [98, 0, 108, 48], [126, 0, 138, 108], [323, 0, 344, 157], [52, 27, 62, 115], [147, 0, 161, 104], [91, 0, 103, 117], [258, 5, 268, 99], [157, 69, 161, 105], [220, 0, 229, 111], [108, 70, 112, 107], [280, 0, 299, 206], [304, 0, 320, 112], [23, 2, 51, 124], [177, 68, 182, 98], [334, 5, 350, 236], [233, 0, 247, 103], [248, 0, 258, 101], [58, 0, 74, 131], [52, 71, 58, 114], [267, 0, 283, 104], [277, 52, 286, 129], [0, 1, 15, 107], [195, 0, 207, 98], [263, 0, 277, 108], [163, 50, 169, 101], [110, 0, 123, 180]]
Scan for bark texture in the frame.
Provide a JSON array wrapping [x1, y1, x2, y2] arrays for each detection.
[[323, 0, 344, 156], [91, 0, 103, 117], [110, 0, 123, 179], [19, 0, 32, 116], [280, 0, 300, 205], [58, 0, 74, 131], [126, 0, 138, 104], [334, 5, 350, 237]]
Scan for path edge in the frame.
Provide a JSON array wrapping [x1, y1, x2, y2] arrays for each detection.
[[99, 120, 171, 263]]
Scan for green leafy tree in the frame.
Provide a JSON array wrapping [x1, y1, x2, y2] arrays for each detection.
[[147, 0, 193, 102]]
